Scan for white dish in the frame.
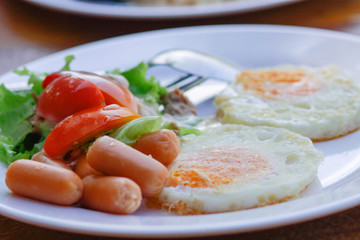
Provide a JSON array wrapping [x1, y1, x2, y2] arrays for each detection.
[[2, 25, 360, 238], [25, 0, 302, 19]]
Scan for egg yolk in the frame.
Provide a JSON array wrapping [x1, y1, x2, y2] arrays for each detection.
[[168, 146, 270, 188], [237, 69, 321, 99]]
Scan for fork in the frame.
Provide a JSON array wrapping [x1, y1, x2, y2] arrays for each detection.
[[148, 49, 240, 92]]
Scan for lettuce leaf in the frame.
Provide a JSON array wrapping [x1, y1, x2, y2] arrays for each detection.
[[162, 122, 202, 137], [61, 55, 75, 71], [0, 55, 75, 165], [110, 116, 162, 145], [110, 115, 202, 147], [0, 85, 37, 164], [0, 85, 35, 143], [13, 54, 75, 96], [120, 62, 167, 104], [13, 68, 46, 96], [0, 136, 15, 165], [0, 136, 46, 165]]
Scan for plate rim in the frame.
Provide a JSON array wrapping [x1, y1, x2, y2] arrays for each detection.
[[1, 189, 360, 238]]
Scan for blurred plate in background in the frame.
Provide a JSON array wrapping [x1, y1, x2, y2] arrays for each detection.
[[25, 0, 303, 19]]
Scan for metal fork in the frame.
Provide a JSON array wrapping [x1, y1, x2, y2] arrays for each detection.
[[148, 49, 240, 92]]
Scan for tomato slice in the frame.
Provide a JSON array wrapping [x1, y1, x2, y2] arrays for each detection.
[[44, 104, 141, 158], [37, 76, 105, 123], [42, 72, 62, 89], [43, 71, 138, 113]]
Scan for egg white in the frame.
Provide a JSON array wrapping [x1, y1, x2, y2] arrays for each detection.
[[214, 65, 360, 141], [156, 124, 322, 215]]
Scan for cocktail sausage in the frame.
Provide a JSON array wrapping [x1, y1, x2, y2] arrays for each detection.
[[31, 151, 70, 169], [87, 136, 168, 197], [132, 129, 180, 166], [81, 175, 142, 214], [5, 159, 83, 205], [74, 153, 102, 179]]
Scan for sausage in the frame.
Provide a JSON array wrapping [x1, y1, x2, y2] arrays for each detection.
[[132, 129, 180, 166], [74, 153, 102, 179], [81, 175, 142, 214], [5, 159, 83, 205], [31, 151, 70, 169], [87, 136, 168, 197]]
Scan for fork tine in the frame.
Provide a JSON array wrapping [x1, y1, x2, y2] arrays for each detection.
[[179, 76, 208, 91], [149, 62, 210, 92], [166, 73, 193, 88]]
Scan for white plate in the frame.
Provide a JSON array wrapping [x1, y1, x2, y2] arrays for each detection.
[[25, 0, 302, 19], [2, 25, 360, 238]]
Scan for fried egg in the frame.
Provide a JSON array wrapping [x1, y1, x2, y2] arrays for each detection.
[[154, 124, 322, 215], [214, 65, 360, 141]]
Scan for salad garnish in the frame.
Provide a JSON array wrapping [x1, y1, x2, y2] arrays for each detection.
[[0, 55, 201, 165]]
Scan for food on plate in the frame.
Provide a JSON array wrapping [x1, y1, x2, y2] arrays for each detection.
[[44, 104, 141, 158], [134, 0, 235, 5], [87, 136, 169, 197], [37, 74, 105, 123], [1, 58, 187, 214], [0, 60, 171, 164], [5, 159, 83, 205], [31, 151, 71, 169], [154, 124, 322, 214], [42, 71, 138, 113], [214, 65, 360, 141], [132, 129, 181, 166], [161, 88, 197, 116], [81, 175, 142, 215], [1, 55, 325, 216], [74, 153, 103, 179]]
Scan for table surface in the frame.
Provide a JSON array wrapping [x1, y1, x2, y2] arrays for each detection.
[[2, 0, 360, 239]]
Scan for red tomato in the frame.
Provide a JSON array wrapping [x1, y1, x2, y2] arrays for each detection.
[[44, 104, 141, 158], [42, 72, 62, 89], [37, 76, 105, 123], [43, 71, 138, 113]]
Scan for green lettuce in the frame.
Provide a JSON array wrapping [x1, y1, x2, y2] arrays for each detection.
[[0, 84, 52, 164], [0, 136, 15, 165], [0, 85, 36, 164], [119, 62, 167, 104], [162, 122, 202, 137], [13, 54, 75, 96], [1, 135, 46, 165], [110, 115, 203, 147], [0, 55, 75, 165], [0, 85, 34, 143], [13, 68, 46, 96], [61, 55, 75, 71], [110, 116, 162, 145]]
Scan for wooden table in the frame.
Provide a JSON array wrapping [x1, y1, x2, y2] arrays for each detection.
[[2, 0, 360, 239]]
